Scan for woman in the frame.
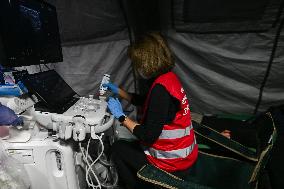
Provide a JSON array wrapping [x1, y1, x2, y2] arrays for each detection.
[[104, 32, 198, 188]]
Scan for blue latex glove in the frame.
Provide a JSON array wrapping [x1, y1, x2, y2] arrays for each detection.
[[0, 84, 22, 96], [107, 97, 125, 119], [0, 104, 23, 126], [102, 83, 119, 95]]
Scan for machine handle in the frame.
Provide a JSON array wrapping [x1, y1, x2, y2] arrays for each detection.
[[93, 114, 114, 133]]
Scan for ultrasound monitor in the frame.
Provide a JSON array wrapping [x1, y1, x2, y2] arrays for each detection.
[[0, 0, 63, 67]]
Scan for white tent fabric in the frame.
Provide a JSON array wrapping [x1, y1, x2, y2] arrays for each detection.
[[55, 33, 134, 97], [19, 30, 284, 115], [167, 29, 284, 114]]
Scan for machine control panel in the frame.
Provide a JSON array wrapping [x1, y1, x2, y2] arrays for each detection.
[[52, 96, 108, 125]]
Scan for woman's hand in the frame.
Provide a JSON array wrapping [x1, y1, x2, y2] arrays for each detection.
[[103, 83, 119, 95], [107, 97, 125, 119], [107, 97, 139, 133], [103, 83, 133, 103], [221, 130, 231, 139]]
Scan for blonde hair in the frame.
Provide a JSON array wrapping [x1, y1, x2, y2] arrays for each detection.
[[128, 32, 174, 78]]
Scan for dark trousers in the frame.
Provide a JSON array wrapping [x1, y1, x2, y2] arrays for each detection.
[[111, 140, 190, 189], [111, 140, 150, 189]]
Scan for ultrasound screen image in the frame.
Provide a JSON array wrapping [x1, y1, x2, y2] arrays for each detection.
[[19, 5, 41, 32]]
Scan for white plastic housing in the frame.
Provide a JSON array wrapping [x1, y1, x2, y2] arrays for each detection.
[[1, 138, 81, 189]]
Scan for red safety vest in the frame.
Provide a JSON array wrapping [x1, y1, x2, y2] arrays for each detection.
[[142, 72, 198, 172]]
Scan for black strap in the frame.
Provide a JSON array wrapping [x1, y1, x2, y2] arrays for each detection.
[[137, 164, 215, 189], [192, 121, 258, 161], [250, 112, 277, 183]]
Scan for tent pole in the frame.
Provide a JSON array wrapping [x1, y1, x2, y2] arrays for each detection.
[[118, 0, 138, 94], [254, 18, 284, 114]]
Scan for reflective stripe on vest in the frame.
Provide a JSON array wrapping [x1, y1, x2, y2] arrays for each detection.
[[144, 138, 196, 159], [159, 124, 193, 139]]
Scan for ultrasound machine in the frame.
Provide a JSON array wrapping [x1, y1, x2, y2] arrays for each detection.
[[0, 0, 120, 188], [0, 70, 117, 189]]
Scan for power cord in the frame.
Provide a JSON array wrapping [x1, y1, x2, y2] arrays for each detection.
[[79, 142, 99, 189], [80, 133, 118, 188], [79, 133, 105, 189], [87, 134, 105, 187]]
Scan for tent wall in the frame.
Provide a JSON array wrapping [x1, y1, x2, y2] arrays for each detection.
[[172, 0, 282, 33], [54, 31, 134, 97], [46, 0, 127, 45], [19, 0, 284, 115], [17, 34, 134, 100], [54, 0, 284, 114], [167, 29, 284, 114]]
